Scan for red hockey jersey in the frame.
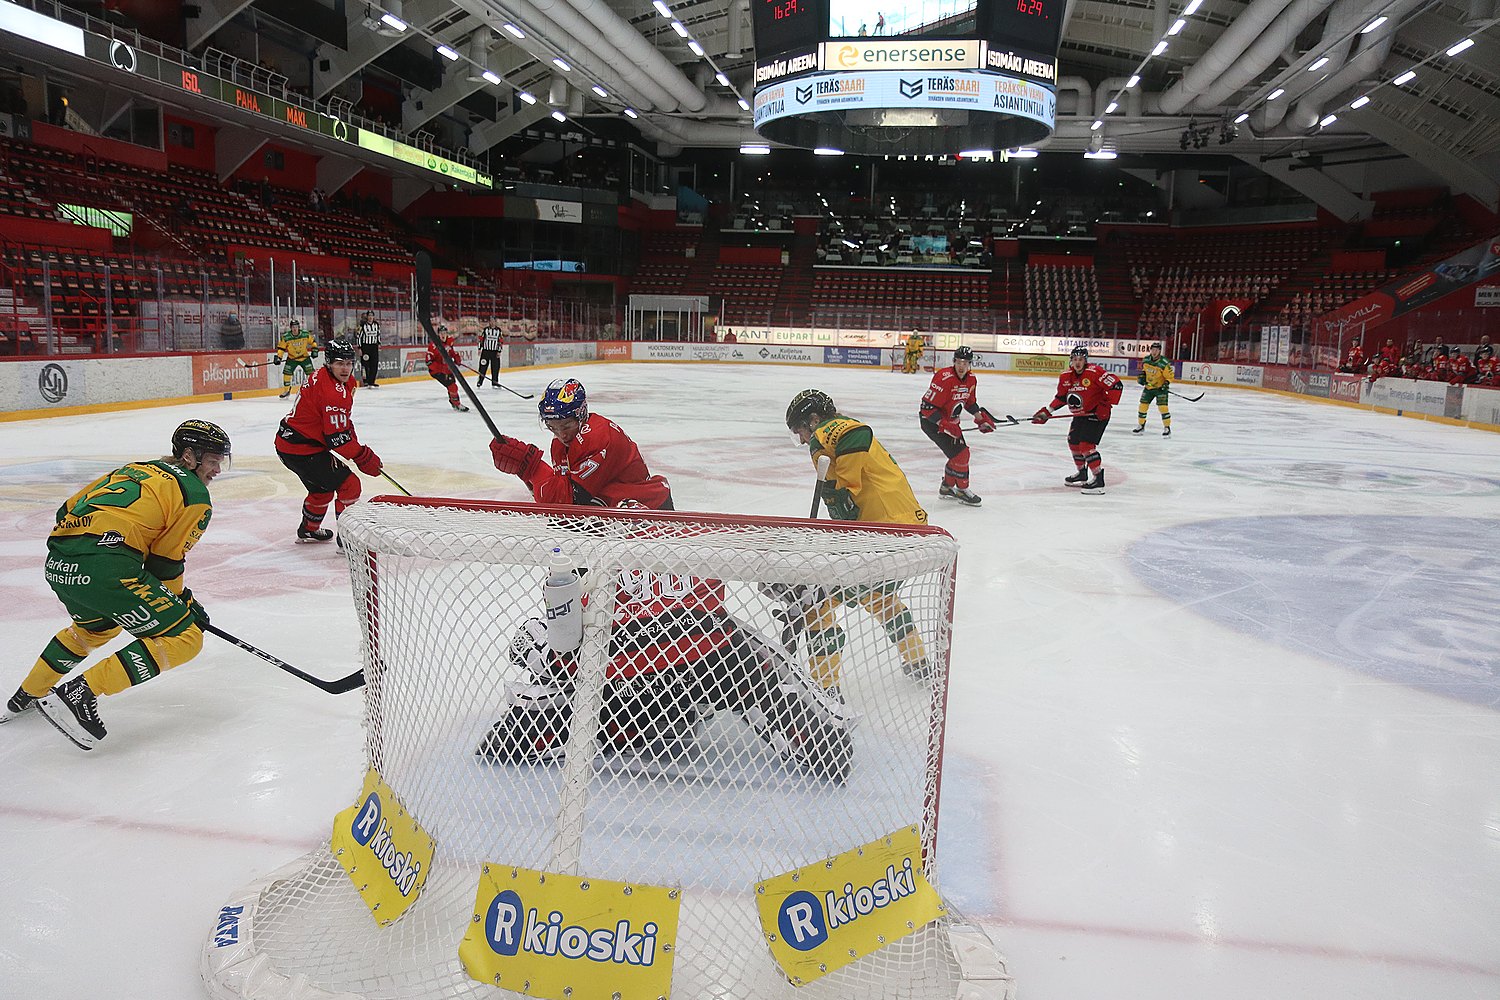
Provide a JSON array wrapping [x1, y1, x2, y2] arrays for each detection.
[[529, 414, 673, 508], [1050, 363, 1123, 420], [920, 366, 981, 422], [426, 338, 455, 376], [273, 368, 367, 459]]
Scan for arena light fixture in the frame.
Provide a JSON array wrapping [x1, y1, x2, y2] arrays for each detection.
[[1127, 74, 1140, 88], [1308, 56, 1329, 71], [1234, 112, 1249, 123], [1319, 113, 1337, 128], [688, 39, 705, 56], [1392, 70, 1416, 85], [1350, 95, 1370, 109], [959, 149, 993, 157], [740, 143, 771, 154], [551, 110, 567, 122], [1090, 119, 1103, 130], [623, 107, 639, 118], [1008, 147, 1039, 158], [671, 20, 688, 36], [715, 72, 730, 87], [502, 23, 525, 38], [737, 98, 751, 110], [1168, 18, 1185, 35], [1182, 0, 1203, 14], [591, 84, 609, 97], [1106, 101, 1118, 114], [1152, 40, 1169, 55], [436, 43, 459, 61], [814, 147, 845, 155], [482, 70, 501, 85], [552, 57, 571, 71], [653, 0, 673, 15], [1083, 149, 1118, 159], [1267, 87, 1285, 100], [1446, 37, 1474, 56], [379, 11, 407, 31], [1361, 15, 1386, 32], [517, 90, 537, 104]]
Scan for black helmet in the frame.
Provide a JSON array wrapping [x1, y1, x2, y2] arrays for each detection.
[[324, 337, 358, 362], [171, 419, 231, 464], [953, 346, 974, 362], [786, 389, 836, 432], [1069, 345, 1089, 363]]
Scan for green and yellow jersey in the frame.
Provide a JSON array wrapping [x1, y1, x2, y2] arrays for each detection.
[[277, 326, 319, 362], [808, 416, 927, 526], [50, 461, 213, 591], [1140, 355, 1173, 389]]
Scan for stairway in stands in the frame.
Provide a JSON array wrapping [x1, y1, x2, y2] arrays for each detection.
[[773, 230, 818, 325]]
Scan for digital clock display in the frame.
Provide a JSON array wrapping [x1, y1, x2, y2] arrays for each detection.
[[752, 0, 829, 56], [987, 0, 1061, 55]]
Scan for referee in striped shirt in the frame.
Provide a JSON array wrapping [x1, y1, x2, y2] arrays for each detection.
[[358, 311, 381, 387], [477, 319, 504, 388]]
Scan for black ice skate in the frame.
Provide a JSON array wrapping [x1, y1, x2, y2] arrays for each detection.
[[279, 389, 291, 399], [36, 676, 106, 750], [452, 402, 470, 412], [938, 483, 954, 499], [1081, 472, 1107, 495], [1064, 470, 1089, 487], [1132, 425, 1145, 433], [1163, 427, 1171, 437], [941, 486, 982, 506], [1, 687, 37, 724], [297, 523, 335, 542]]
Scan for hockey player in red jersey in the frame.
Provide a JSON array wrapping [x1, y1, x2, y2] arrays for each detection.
[[919, 345, 1000, 506], [488, 377, 674, 509], [425, 329, 470, 412], [1032, 345, 1123, 495], [273, 338, 383, 542], [476, 500, 854, 781]]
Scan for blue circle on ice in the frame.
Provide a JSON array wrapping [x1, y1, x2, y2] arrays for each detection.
[[1128, 516, 1500, 708]]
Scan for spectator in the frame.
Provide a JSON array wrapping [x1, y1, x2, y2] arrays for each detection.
[[1474, 334, 1493, 364], [1378, 338, 1400, 365], [1429, 339, 1450, 363]]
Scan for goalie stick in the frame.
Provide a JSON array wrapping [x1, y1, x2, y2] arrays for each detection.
[[1168, 388, 1205, 402], [206, 624, 365, 694], [415, 252, 511, 444]]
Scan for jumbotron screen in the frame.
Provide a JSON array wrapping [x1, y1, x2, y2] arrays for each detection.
[[751, 0, 1064, 153]]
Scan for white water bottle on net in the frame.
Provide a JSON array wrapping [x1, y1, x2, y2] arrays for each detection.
[[202, 499, 1014, 1000]]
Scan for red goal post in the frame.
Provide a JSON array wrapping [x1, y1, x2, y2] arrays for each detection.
[[202, 498, 1013, 1000]]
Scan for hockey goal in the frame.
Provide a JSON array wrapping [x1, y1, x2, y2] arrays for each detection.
[[202, 498, 1012, 1000]]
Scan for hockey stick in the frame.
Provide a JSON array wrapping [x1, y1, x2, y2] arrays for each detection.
[[239, 358, 280, 369], [381, 470, 413, 496], [206, 623, 365, 694], [460, 362, 536, 399], [809, 454, 832, 518], [1168, 388, 1205, 402], [415, 253, 510, 443]]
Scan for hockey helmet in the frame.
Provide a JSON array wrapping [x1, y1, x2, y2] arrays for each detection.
[[1069, 345, 1089, 366], [324, 338, 358, 363], [171, 419, 232, 471], [540, 378, 588, 422], [953, 346, 974, 363], [288, 318, 301, 329], [785, 389, 836, 432]]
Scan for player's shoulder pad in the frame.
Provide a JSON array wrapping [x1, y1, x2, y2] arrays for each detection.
[[149, 460, 213, 507]]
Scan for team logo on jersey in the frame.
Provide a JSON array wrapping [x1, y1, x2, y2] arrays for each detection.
[[96, 530, 125, 547], [460, 865, 680, 999]]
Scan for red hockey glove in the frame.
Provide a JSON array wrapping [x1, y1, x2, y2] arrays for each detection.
[[938, 417, 962, 439], [975, 409, 998, 433], [352, 446, 382, 476], [490, 437, 544, 480], [1031, 407, 1051, 424]]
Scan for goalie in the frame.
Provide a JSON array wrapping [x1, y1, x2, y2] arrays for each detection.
[[475, 504, 854, 783]]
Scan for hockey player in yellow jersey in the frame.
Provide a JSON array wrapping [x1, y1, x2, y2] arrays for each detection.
[[902, 329, 926, 374], [2, 420, 230, 750], [782, 389, 933, 688], [274, 318, 320, 399]]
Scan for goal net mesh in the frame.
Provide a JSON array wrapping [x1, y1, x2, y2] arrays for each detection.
[[203, 498, 1005, 1000]]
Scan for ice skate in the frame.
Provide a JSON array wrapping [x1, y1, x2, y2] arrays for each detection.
[[1, 687, 37, 724], [279, 389, 291, 399], [938, 483, 954, 498], [941, 485, 981, 506], [452, 402, 470, 412], [1081, 472, 1107, 495], [297, 523, 334, 542], [36, 675, 106, 750], [1132, 425, 1145, 433], [1064, 469, 1089, 487], [1163, 427, 1171, 437]]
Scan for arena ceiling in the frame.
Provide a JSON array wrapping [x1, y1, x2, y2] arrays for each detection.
[[17, 0, 1500, 212]]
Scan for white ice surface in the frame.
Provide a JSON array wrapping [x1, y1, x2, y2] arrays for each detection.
[[1, 363, 1498, 999]]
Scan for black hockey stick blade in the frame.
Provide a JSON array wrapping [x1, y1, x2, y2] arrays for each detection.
[[238, 359, 277, 369], [415, 252, 510, 443], [1169, 389, 1205, 402], [207, 623, 365, 694]]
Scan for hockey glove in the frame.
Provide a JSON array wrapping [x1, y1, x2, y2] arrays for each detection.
[[975, 408, 998, 433], [938, 417, 963, 439], [181, 588, 209, 627], [269, 354, 280, 363], [1137, 373, 1147, 385], [352, 446, 382, 476], [1031, 407, 1052, 424], [819, 479, 860, 520], [490, 438, 545, 480]]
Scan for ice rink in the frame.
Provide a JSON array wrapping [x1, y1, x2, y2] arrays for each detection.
[[2, 361, 1497, 1000]]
